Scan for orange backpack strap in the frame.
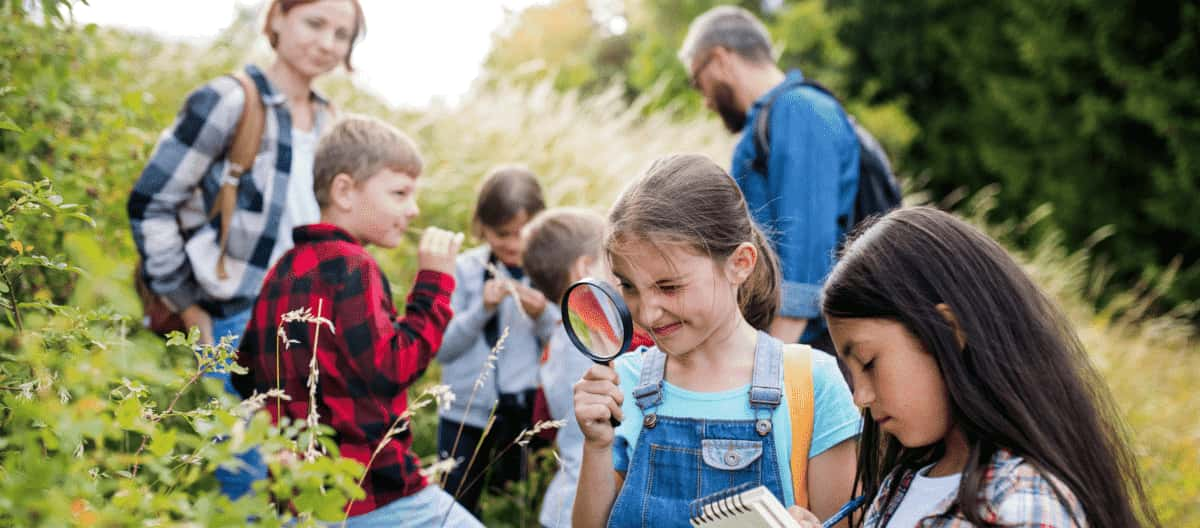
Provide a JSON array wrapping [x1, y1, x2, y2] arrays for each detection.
[[783, 343, 816, 507], [208, 70, 265, 280]]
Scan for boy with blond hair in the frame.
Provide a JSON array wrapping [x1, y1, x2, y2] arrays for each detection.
[[232, 115, 481, 526]]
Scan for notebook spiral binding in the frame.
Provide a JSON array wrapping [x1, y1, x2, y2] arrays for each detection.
[[688, 483, 757, 524]]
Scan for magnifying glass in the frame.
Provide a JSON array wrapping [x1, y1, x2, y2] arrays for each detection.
[[561, 278, 633, 427]]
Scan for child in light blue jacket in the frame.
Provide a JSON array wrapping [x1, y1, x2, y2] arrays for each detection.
[[437, 166, 558, 514]]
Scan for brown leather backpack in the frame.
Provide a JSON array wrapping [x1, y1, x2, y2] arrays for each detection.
[[135, 71, 265, 335]]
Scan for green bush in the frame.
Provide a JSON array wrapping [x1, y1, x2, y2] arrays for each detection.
[[1, 1, 1195, 525]]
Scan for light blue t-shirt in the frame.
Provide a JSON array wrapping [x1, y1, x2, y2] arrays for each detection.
[[611, 347, 861, 505]]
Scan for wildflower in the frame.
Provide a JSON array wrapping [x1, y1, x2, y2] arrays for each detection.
[[516, 419, 567, 447], [281, 305, 336, 335], [239, 389, 291, 416], [276, 325, 299, 350], [427, 384, 456, 411], [303, 299, 330, 460], [419, 457, 460, 481], [473, 328, 508, 390], [17, 381, 34, 401]]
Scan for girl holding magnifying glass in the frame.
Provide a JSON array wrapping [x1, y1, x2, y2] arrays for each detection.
[[572, 155, 861, 528]]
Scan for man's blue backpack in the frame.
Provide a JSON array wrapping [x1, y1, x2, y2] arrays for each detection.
[[751, 79, 902, 233]]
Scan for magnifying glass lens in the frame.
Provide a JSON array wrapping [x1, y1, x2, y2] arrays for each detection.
[[561, 279, 634, 428], [565, 284, 623, 361]]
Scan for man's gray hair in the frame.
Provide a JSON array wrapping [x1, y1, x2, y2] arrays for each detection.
[[678, 5, 775, 68]]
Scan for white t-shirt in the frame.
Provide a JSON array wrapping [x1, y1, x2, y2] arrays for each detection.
[[279, 126, 322, 245], [885, 463, 962, 527]]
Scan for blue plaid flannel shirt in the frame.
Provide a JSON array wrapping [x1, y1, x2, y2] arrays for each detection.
[[127, 64, 333, 317]]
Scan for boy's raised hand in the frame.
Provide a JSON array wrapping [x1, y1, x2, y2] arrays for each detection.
[[417, 227, 464, 276], [574, 364, 624, 448]]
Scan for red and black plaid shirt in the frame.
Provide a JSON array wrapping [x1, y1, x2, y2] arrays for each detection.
[[232, 223, 454, 516]]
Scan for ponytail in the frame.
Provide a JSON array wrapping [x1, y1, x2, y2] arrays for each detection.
[[739, 225, 781, 331]]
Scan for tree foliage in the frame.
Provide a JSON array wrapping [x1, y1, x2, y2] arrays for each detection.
[[835, 0, 1200, 308], [484, 0, 1199, 311]]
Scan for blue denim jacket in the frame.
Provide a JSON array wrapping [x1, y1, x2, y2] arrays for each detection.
[[731, 69, 860, 320]]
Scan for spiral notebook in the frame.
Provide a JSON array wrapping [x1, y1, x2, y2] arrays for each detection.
[[688, 485, 801, 528]]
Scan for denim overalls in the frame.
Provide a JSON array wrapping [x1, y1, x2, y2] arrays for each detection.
[[607, 331, 788, 527]]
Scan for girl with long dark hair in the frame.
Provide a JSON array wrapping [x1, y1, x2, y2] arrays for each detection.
[[788, 206, 1158, 527]]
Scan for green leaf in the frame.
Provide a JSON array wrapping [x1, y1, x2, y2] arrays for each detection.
[[0, 180, 33, 192], [67, 212, 96, 228], [0, 113, 21, 133], [148, 428, 177, 458], [294, 486, 347, 522], [115, 397, 142, 430]]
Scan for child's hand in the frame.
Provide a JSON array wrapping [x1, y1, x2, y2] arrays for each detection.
[[417, 227, 464, 276], [482, 279, 508, 312], [786, 505, 822, 527], [574, 364, 624, 448], [514, 283, 548, 318]]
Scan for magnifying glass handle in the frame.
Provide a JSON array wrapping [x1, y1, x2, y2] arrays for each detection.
[[603, 359, 622, 428]]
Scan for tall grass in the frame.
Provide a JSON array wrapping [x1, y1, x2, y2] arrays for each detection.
[[363, 76, 1197, 525], [56, 23, 1200, 525]]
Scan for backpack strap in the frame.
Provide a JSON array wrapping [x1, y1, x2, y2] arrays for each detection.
[[783, 343, 815, 508], [750, 86, 780, 175], [750, 78, 839, 176], [208, 70, 266, 280]]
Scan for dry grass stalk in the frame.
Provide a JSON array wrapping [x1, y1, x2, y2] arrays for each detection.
[[341, 383, 456, 526], [439, 327, 509, 493]]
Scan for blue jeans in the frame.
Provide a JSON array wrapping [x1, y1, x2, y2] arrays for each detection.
[[339, 485, 484, 528], [206, 309, 268, 501]]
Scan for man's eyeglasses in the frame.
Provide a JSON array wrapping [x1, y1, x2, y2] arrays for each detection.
[[689, 52, 715, 91]]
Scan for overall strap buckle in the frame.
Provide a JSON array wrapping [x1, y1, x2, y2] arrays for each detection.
[[748, 331, 785, 436], [633, 348, 667, 411]]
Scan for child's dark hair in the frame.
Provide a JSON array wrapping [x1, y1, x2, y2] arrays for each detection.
[[606, 154, 781, 330], [472, 166, 545, 235], [522, 208, 606, 302], [821, 206, 1157, 528]]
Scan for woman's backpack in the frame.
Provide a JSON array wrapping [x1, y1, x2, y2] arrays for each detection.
[[134, 71, 264, 335]]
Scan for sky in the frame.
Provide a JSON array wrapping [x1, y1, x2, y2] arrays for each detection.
[[71, 0, 550, 108]]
